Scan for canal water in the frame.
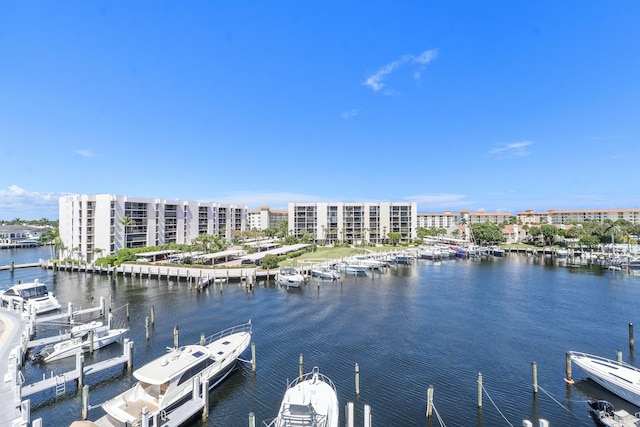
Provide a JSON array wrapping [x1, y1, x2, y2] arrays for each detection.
[[2, 246, 640, 427]]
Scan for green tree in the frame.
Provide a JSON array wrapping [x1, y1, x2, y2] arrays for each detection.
[[540, 224, 558, 246], [470, 223, 504, 246], [387, 232, 402, 246], [261, 254, 279, 269], [579, 235, 600, 250]]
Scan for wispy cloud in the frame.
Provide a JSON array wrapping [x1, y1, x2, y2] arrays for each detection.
[[75, 150, 95, 157], [342, 109, 360, 119], [0, 185, 62, 220], [404, 193, 470, 212], [487, 141, 535, 158], [363, 48, 438, 92]]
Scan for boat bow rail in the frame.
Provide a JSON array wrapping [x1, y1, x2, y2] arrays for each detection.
[[200, 319, 252, 346]]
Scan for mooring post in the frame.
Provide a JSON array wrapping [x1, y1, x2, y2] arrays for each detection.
[[477, 372, 483, 408], [532, 361, 538, 394], [251, 342, 256, 372], [617, 349, 623, 364], [565, 352, 573, 383], [202, 378, 209, 420], [630, 323, 635, 348], [145, 316, 150, 340], [299, 353, 304, 380], [126, 339, 133, 371], [364, 404, 372, 427], [126, 303, 130, 320], [82, 385, 89, 420], [100, 296, 106, 316], [77, 353, 84, 388], [151, 305, 155, 325], [200, 332, 205, 346], [174, 325, 179, 348], [67, 302, 74, 323], [10, 261, 14, 272], [426, 385, 434, 418], [108, 312, 113, 329], [355, 363, 360, 396], [248, 412, 255, 427], [346, 402, 354, 427], [89, 329, 94, 353]]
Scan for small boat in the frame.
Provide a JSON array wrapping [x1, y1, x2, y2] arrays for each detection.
[[1, 279, 61, 314], [311, 266, 340, 280], [570, 351, 640, 407], [98, 320, 252, 427], [71, 321, 105, 337], [336, 262, 368, 276], [32, 328, 128, 363], [275, 267, 305, 287], [264, 366, 339, 427], [588, 400, 640, 427]]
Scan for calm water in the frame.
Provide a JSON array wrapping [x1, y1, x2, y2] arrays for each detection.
[[2, 246, 640, 427]]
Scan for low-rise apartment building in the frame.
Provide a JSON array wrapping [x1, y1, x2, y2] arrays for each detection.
[[59, 194, 247, 262], [517, 209, 640, 225]]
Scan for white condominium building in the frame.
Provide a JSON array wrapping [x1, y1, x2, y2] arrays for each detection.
[[288, 202, 417, 244], [59, 194, 247, 262], [517, 209, 640, 225], [247, 206, 288, 230]]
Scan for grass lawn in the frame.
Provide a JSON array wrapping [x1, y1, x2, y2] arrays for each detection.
[[280, 245, 409, 267]]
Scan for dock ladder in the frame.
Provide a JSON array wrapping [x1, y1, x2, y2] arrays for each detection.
[[55, 375, 66, 397]]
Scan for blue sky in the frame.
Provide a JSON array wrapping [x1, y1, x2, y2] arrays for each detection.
[[1, 1, 639, 220]]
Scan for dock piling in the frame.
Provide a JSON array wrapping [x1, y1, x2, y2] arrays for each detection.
[[145, 316, 150, 340], [477, 372, 483, 408], [426, 385, 434, 418], [364, 404, 372, 427], [532, 361, 538, 393], [564, 352, 573, 384], [630, 323, 635, 348], [251, 342, 256, 372], [174, 325, 179, 349], [299, 353, 304, 380], [345, 402, 354, 427], [202, 378, 209, 420], [151, 305, 155, 325], [249, 412, 255, 427], [82, 385, 89, 420], [355, 363, 360, 396]]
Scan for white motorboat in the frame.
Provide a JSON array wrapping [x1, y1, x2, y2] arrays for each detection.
[[310, 265, 340, 280], [1, 279, 61, 314], [264, 366, 339, 427], [32, 327, 128, 363], [98, 320, 252, 427], [570, 351, 640, 407], [588, 400, 640, 427], [71, 320, 105, 337], [275, 267, 305, 287], [335, 262, 368, 276]]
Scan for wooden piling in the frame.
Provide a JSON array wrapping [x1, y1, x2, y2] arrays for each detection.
[[299, 353, 304, 380], [364, 404, 371, 427], [346, 402, 354, 427], [82, 385, 89, 420], [532, 361, 538, 393], [174, 325, 179, 348], [355, 363, 360, 396], [145, 316, 150, 340], [564, 352, 573, 384], [151, 305, 155, 325], [477, 372, 482, 408], [202, 378, 209, 420], [630, 323, 635, 348], [426, 385, 434, 418], [126, 339, 133, 371], [77, 353, 84, 388], [251, 342, 256, 372], [617, 349, 623, 364], [88, 330, 94, 354], [126, 303, 130, 320], [248, 412, 255, 427], [200, 332, 205, 346]]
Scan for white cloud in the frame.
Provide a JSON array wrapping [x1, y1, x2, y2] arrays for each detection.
[[0, 185, 62, 220], [342, 109, 360, 119], [487, 141, 535, 158], [75, 150, 95, 157], [363, 49, 438, 92]]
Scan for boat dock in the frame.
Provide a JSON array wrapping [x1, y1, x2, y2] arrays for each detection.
[[21, 338, 133, 398], [0, 262, 41, 271]]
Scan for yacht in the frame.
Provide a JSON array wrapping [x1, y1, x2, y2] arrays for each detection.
[[1, 279, 61, 314], [98, 320, 252, 427], [275, 267, 305, 287]]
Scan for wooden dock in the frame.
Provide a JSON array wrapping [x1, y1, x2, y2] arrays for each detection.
[[21, 339, 133, 398], [0, 262, 40, 271]]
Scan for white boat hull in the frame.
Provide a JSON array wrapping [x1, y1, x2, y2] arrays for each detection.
[[571, 351, 640, 407]]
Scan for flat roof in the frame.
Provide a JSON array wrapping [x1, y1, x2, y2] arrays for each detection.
[[192, 249, 245, 260], [135, 250, 178, 257]]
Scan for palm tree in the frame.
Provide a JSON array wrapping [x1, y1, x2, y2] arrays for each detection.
[[119, 215, 133, 250]]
